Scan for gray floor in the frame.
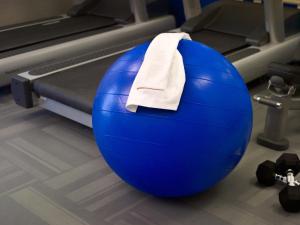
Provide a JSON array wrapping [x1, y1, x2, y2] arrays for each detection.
[[1, 83, 300, 225]]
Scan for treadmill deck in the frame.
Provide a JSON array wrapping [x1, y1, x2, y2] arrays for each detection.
[[33, 55, 121, 114], [190, 30, 248, 55]]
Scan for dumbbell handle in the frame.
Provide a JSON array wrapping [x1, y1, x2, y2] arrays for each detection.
[[275, 172, 300, 186], [253, 95, 282, 109]]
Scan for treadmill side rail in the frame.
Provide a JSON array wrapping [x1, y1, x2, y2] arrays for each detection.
[[40, 98, 93, 128], [11, 76, 34, 108], [130, 0, 149, 23]]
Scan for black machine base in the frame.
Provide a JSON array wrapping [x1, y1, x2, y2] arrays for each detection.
[[257, 133, 289, 151]]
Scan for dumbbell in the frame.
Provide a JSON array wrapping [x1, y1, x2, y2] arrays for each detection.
[[256, 153, 300, 212]]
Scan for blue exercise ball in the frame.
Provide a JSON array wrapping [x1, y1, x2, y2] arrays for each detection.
[[92, 39, 253, 197]]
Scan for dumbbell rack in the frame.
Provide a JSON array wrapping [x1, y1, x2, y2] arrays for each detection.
[[253, 61, 300, 151]]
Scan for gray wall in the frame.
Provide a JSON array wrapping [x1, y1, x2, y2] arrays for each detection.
[[0, 0, 73, 27]]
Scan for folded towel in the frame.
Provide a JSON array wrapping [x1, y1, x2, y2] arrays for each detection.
[[126, 32, 191, 112]]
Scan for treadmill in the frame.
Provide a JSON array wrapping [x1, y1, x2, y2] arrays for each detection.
[[0, 0, 149, 87], [182, 0, 300, 61], [11, 0, 300, 128]]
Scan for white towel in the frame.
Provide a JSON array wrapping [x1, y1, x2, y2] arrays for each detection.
[[126, 32, 191, 112]]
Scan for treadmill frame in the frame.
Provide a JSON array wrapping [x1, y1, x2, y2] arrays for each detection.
[[183, 0, 300, 82], [41, 97, 93, 127]]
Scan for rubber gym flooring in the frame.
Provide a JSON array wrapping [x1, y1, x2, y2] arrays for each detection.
[[0, 81, 300, 225]]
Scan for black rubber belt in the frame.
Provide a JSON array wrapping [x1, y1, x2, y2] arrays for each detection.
[[33, 54, 121, 114], [190, 30, 249, 55], [0, 16, 116, 53]]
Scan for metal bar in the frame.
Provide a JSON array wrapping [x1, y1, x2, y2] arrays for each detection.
[[253, 95, 283, 109], [40, 98, 93, 128], [263, 0, 285, 43], [233, 34, 300, 83], [130, 0, 149, 23], [182, 0, 202, 20]]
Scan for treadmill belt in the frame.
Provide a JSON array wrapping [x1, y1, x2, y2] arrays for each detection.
[[190, 30, 248, 55], [33, 54, 122, 114], [0, 16, 116, 53], [0, 26, 117, 60]]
